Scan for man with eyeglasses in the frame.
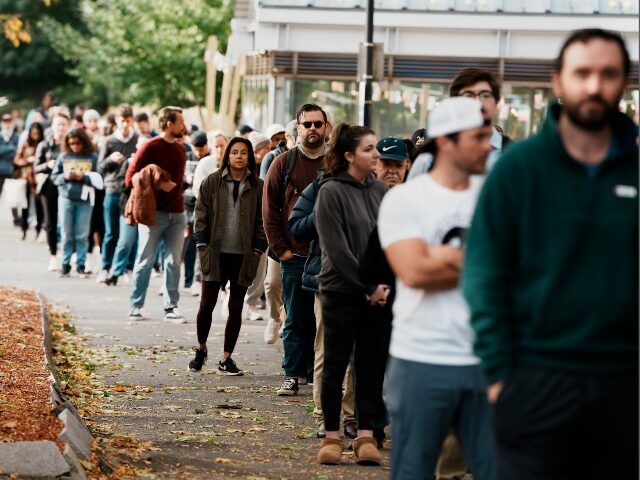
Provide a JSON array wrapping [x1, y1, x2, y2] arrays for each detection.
[[450, 68, 511, 171], [263, 103, 329, 396]]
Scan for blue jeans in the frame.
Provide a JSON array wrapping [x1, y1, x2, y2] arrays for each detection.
[[58, 197, 92, 268], [386, 358, 496, 480], [101, 192, 121, 270], [110, 215, 138, 277], [130, 211, 186, 310], [280, 255, 316, 378], [182, 222, 196, 287]]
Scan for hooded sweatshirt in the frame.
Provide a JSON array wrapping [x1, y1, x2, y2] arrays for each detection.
[[463, 103, 639, 384], [314, 171, 388, 294]]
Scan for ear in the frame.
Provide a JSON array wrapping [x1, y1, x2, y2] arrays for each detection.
[[344, 151, 354, 164], [435, 136, 449, 151]]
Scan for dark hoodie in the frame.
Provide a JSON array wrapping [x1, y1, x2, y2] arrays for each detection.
[[314, 171, 388, 294]]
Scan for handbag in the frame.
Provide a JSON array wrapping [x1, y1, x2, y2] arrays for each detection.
[[3, 178, 28, 209]]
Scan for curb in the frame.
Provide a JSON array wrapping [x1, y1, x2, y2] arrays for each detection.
[[0, 292, 92, 479]]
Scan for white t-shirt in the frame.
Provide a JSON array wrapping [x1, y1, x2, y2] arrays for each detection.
[[378, 174, 484, 366], [193, 154, 218, 199]]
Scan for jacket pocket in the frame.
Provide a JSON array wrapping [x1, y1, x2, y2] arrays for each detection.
[[199, 247, 212, 276]]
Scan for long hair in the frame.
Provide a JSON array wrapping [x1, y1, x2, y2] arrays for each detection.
[[324, 122, 375, 176], [65, 128, 95, 155], [219, 137, 258, 186], [27, 122, 44, 148]]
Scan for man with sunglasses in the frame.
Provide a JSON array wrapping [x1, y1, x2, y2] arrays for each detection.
[[450, 68, 511, 171], [263, 103, 329, 396]]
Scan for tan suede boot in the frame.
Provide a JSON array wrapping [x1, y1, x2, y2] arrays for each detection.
[[317, 438, 344, 465], [353, 436, 382, 466]]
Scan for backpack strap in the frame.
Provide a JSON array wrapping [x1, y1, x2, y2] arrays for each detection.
[[281, 147, 298, 197]]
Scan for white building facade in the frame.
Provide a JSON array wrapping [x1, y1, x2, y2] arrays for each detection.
[[227, 0, 639, 138]]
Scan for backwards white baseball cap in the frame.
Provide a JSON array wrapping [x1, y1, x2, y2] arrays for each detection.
[[427, 97, 485, 138]]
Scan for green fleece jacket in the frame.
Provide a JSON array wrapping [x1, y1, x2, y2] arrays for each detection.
[[463, 103, 639, 384]]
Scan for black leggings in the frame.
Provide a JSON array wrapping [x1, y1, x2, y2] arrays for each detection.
[[196, 253, 248, 354], [320, 290, 389, 432], [40, 182, 58, 255]]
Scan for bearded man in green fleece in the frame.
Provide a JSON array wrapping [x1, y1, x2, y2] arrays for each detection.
[[463, 28, 638, 480]]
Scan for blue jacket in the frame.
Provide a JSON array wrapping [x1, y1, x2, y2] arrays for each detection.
[[288, 170, 323, 292], [51, 152, 98, 201], [0, 131, 19, 176]]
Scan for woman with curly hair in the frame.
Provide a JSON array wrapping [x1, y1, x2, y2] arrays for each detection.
[[51, 128, 101, 278]]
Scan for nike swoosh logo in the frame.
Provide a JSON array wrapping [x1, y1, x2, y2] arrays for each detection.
[[382, 146, 396, 151]]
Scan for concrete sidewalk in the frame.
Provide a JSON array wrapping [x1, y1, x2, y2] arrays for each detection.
[[0, 198, 390, 479]]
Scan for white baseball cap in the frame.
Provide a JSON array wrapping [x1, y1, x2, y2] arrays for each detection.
[[264, 123, 286, 140], [427, 97, 485, 138]]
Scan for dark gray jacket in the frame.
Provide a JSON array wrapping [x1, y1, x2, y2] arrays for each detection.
[[314, 171, 388, 294], [98, 133, 138, 193]]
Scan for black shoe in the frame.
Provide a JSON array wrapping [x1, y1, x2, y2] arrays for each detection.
[[58, 264, 71, 278], [104, 275, 118, 286], [317, 422, 326, 438], [188, 348, 207, 372], [276, 377, 299, 396], [307, 373, 314, 386], [217, 357, 244, 376], [343, 422, 357, 439], [77, 266, 91, 278]]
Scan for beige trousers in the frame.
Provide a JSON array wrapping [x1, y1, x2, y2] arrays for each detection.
[[312, 293, 355, 426], [265, 257, 285, 323]]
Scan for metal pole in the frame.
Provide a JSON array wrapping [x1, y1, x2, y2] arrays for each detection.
[[358, 0, 374, 127]]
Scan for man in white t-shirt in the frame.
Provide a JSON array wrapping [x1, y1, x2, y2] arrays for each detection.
[[378, 97, 496, 480]]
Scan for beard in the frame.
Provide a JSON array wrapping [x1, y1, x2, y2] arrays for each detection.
[[173, 131, 184, 139], [562, 95, 618, 131], [301, 132, 323, 149]]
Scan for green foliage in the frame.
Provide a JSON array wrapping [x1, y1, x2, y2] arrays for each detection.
[[0, 0, 83, 105], [42, 0, 233, 108]]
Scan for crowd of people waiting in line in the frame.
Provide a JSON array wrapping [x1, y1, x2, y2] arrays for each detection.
[[0, 29, 637, 479]]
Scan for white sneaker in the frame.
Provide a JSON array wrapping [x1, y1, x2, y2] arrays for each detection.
[[128, 307, 147, 321], [48, 257, 59, 272], [96, 269, 108, 283], [122, 271, 132, 285], [163, 308, 186, 324], [190, 281, 201, 297], [264, 317, 282, 344]]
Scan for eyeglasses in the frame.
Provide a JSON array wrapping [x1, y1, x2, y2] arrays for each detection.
[[460, 90, 495, 101], [68, 141, 81, 146], [299, 121, 325, 129]]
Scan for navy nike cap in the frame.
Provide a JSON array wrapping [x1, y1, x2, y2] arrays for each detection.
[[377, 137, 408, 162]]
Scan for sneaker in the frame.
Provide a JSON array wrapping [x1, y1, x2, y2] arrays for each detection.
[[96, 269, 109, 283], [48, 257, 60, 272], [277, 377, 299, 396], [245, 305, 265, 321], [190, 281, 201, 297], [58, 264, 71, 278], [122, 271, 132, 285], [188, 348, 207, 372], [128, 307, 147, 321], [264, 317, 282, 344], [77, 266, 91, 279], [104, 275, 118, 286], [217, 357, 244, 376], [298, 376, 308, 386], [163, 308, 186, 324]]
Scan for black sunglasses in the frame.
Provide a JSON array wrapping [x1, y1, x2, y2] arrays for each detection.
[[299, 121, 325, 129]]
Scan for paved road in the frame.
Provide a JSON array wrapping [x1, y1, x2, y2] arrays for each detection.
[[0, 198, 390, 479]]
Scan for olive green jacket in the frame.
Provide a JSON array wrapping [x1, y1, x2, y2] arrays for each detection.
[[194, 169, 267, 286]]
